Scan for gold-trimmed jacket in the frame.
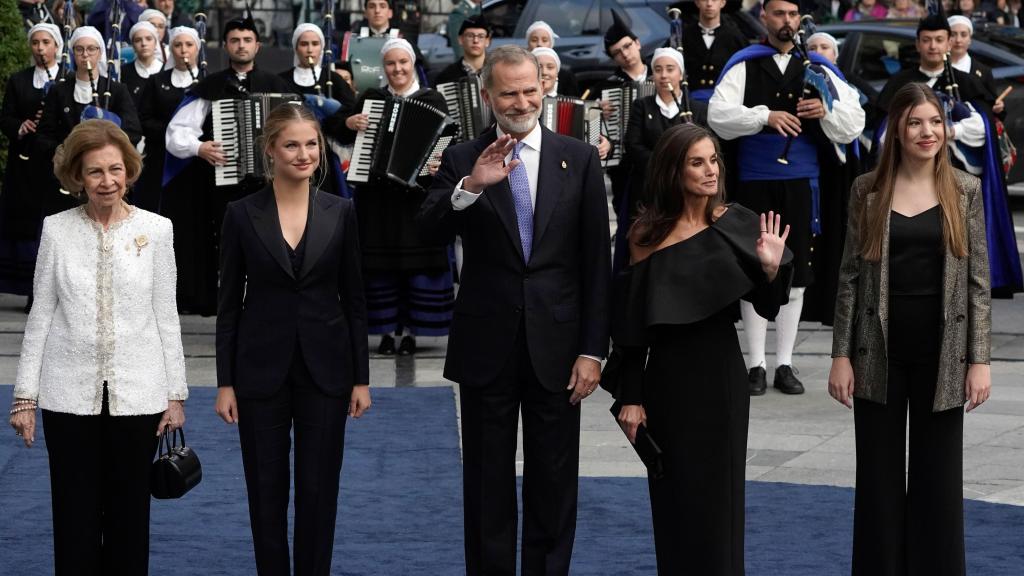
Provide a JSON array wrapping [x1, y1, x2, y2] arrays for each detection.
[[831, 169, 991, 412]]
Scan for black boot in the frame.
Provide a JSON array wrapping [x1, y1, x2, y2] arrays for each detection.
[[773, 365, 805, 395], [377, 334, 396, 355], [748, 366, 767, 396], [398, 335, 417, 355]]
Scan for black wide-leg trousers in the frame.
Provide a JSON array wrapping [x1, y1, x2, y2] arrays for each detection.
[[852, 295, 965, 576], [236, 354, 349, 576], [42, 386, 162, 576], [460, 327, 581, 576]]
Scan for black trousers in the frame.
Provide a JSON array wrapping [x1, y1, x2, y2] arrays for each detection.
[[460, 326, 581, 576], [236, 352, 349, 576], [852, 295, 965, 576], [42, 386, 162, 576]]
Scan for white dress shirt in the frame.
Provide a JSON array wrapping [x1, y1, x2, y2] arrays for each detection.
[[166, 97, 211, 158], [32, 64, 60, 89], [74, 77, 95, 105], [699, 24, 717, 50], [15, 207, 188, 416], [451, 122, 542, 210], [708, 52, 865, 145]]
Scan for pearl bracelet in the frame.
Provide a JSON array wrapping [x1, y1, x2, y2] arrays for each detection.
[[9, 405, 36, 415]]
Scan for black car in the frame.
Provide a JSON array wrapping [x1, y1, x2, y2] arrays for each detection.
[[820, 20, 1024, 183]]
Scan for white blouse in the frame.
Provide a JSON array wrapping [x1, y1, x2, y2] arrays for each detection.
[[15, 207, 188, 416]]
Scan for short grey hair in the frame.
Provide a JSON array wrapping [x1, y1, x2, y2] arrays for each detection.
[[480, 45, 541, 92]]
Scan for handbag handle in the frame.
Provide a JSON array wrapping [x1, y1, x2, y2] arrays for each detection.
[[159, 427, 188, 456]]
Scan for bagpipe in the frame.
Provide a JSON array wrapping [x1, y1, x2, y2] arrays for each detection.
[[190, 11, 210, 85], [777, 15, 838, 165], [58, 1, 76, 84], [665, 6, 693, 123], [303, 0, 344, 122], [81, 0, 124, 127]]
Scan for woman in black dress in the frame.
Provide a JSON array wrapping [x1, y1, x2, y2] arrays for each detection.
[[0, 23, 63, 307], [137, 25, 200, 214], [120, 21, 164, 110], [342, 38, 453, 355], [215, 103, 370, 575], [278, 23, 357, 198], [828, 83, 991, 575], [607, 124, 793, 575]]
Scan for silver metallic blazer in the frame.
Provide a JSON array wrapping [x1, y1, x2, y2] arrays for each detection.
[[831, 169, 991, 412]]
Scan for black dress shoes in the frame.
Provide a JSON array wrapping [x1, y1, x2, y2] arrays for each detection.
[[398, 335, 416, 355], [748, 367, 767, 396], [377, 334, 396, 355], [773, 365, 805, 394]]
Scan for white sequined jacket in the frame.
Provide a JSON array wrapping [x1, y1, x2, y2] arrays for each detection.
[[14, 207, 188, 416]]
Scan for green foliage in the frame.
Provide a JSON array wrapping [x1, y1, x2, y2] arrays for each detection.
[[0, 0, 32, 182]]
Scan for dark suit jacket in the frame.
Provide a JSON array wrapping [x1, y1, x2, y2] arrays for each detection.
[[216, 186, 370, 399], [419, 126, 611, 392]]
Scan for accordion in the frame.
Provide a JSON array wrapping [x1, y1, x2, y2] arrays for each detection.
[[540, 96, 602, 148], [436, 76, 492, 142], [600, 81, 656, 167], [348, 97, 458, 187], [211, 93, 302, 187]]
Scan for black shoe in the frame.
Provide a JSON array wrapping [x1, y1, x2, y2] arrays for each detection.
[[773, 365, 805, 395], [748, 367, 767, 396], [398, 335, 416, 355], [377, 335, 396, 355]]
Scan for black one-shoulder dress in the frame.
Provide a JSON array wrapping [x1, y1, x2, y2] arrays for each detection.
[[604, 204, 793, 576]]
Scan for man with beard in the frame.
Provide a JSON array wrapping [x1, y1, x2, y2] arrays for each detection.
[[709, 0, 864, 395], [419, 45, 610, 576], [163, 13, 291, 315]]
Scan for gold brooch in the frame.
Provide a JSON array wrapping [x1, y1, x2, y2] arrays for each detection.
[[134, 235, 149, 256]]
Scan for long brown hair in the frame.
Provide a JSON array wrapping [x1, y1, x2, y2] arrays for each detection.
[[631, 124, 727, 247], [862, 82, 966, 261]]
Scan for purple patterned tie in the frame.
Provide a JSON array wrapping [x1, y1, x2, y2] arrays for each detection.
[[508, 142, 533, 262]]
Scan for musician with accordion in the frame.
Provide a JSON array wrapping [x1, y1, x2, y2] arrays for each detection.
[[164, 13, 292, 315], [708, 0, 864, 396], [533, 47, 611, 161], [0, 23, 64, 308], [341, 38, 455, 355], [136, 25, 201, 213], [278, 23, 357, 197]]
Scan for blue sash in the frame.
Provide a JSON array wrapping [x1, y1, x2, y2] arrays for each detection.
[[738, 133, 822, 234], [161, 93, 201, 188]]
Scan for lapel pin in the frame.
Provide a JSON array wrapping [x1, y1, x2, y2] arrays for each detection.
[[647, 113, 653, 119], [561, 160, 567, 169]]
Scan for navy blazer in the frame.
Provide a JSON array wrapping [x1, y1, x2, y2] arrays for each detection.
[[216, 186, 370, 399], [419, 126, 611, 392]]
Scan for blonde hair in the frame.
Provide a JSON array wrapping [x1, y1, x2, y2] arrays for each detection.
[[259, 102, 327, 188], [53, 120, 142, 198], [862, 82, 967, 261]]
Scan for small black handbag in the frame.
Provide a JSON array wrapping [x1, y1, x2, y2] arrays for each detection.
[[151, 428, 202, 499]]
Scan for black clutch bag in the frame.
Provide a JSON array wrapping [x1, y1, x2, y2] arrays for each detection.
[[610, 402, 665, 480], [151, 428, 202, 499]]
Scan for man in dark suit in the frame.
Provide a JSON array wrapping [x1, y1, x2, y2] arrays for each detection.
[[419, 44, 611, 576]]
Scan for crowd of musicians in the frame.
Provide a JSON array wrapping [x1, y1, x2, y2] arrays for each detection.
[[2, 0, 1022, 574]]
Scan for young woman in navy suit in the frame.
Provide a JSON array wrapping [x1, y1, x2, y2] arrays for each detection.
[[214, 103, 371, 576]]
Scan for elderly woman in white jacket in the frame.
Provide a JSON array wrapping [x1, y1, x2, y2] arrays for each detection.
[[8, 119, 188, 576]]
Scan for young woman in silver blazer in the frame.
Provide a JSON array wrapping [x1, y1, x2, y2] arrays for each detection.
[[828, 83, 991, 575], [8, 119, 188, 575]]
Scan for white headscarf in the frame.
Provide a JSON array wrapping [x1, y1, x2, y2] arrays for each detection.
[[532, 47, 561, 72], [652, 47, 685, 74], [69, 26, 107, 76], [380, 37, 415, 61], [291, 23, 325, 67], [948, 15, 974, 35], [130, 21, 160, 43], [139, 8, 168, 27], [807, 32, 840, 57], [28, 22, 64, 58], [168, 25, 200, 47], [525, 21, 559, 44]]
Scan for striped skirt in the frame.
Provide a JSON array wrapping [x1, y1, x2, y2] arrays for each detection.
[[365, 270, 454, 336]]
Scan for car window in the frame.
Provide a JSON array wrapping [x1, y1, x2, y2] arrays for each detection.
[[854, 33, 916, 83], [483, 0, 530, 38], [531, 0, 600, 36], [622, 7, 669, 43]]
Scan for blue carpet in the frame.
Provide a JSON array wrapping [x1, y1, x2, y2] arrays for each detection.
[[1, 385, 1022, 575]]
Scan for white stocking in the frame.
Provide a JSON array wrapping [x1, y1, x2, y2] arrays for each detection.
[[774, 286, 805, 367], [740, 300, 768, 370]]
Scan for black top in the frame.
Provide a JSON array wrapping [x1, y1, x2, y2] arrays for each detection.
[[603, 203, 794, 403], [284, 199, 314, 277], [889, 205, 944, 297]]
